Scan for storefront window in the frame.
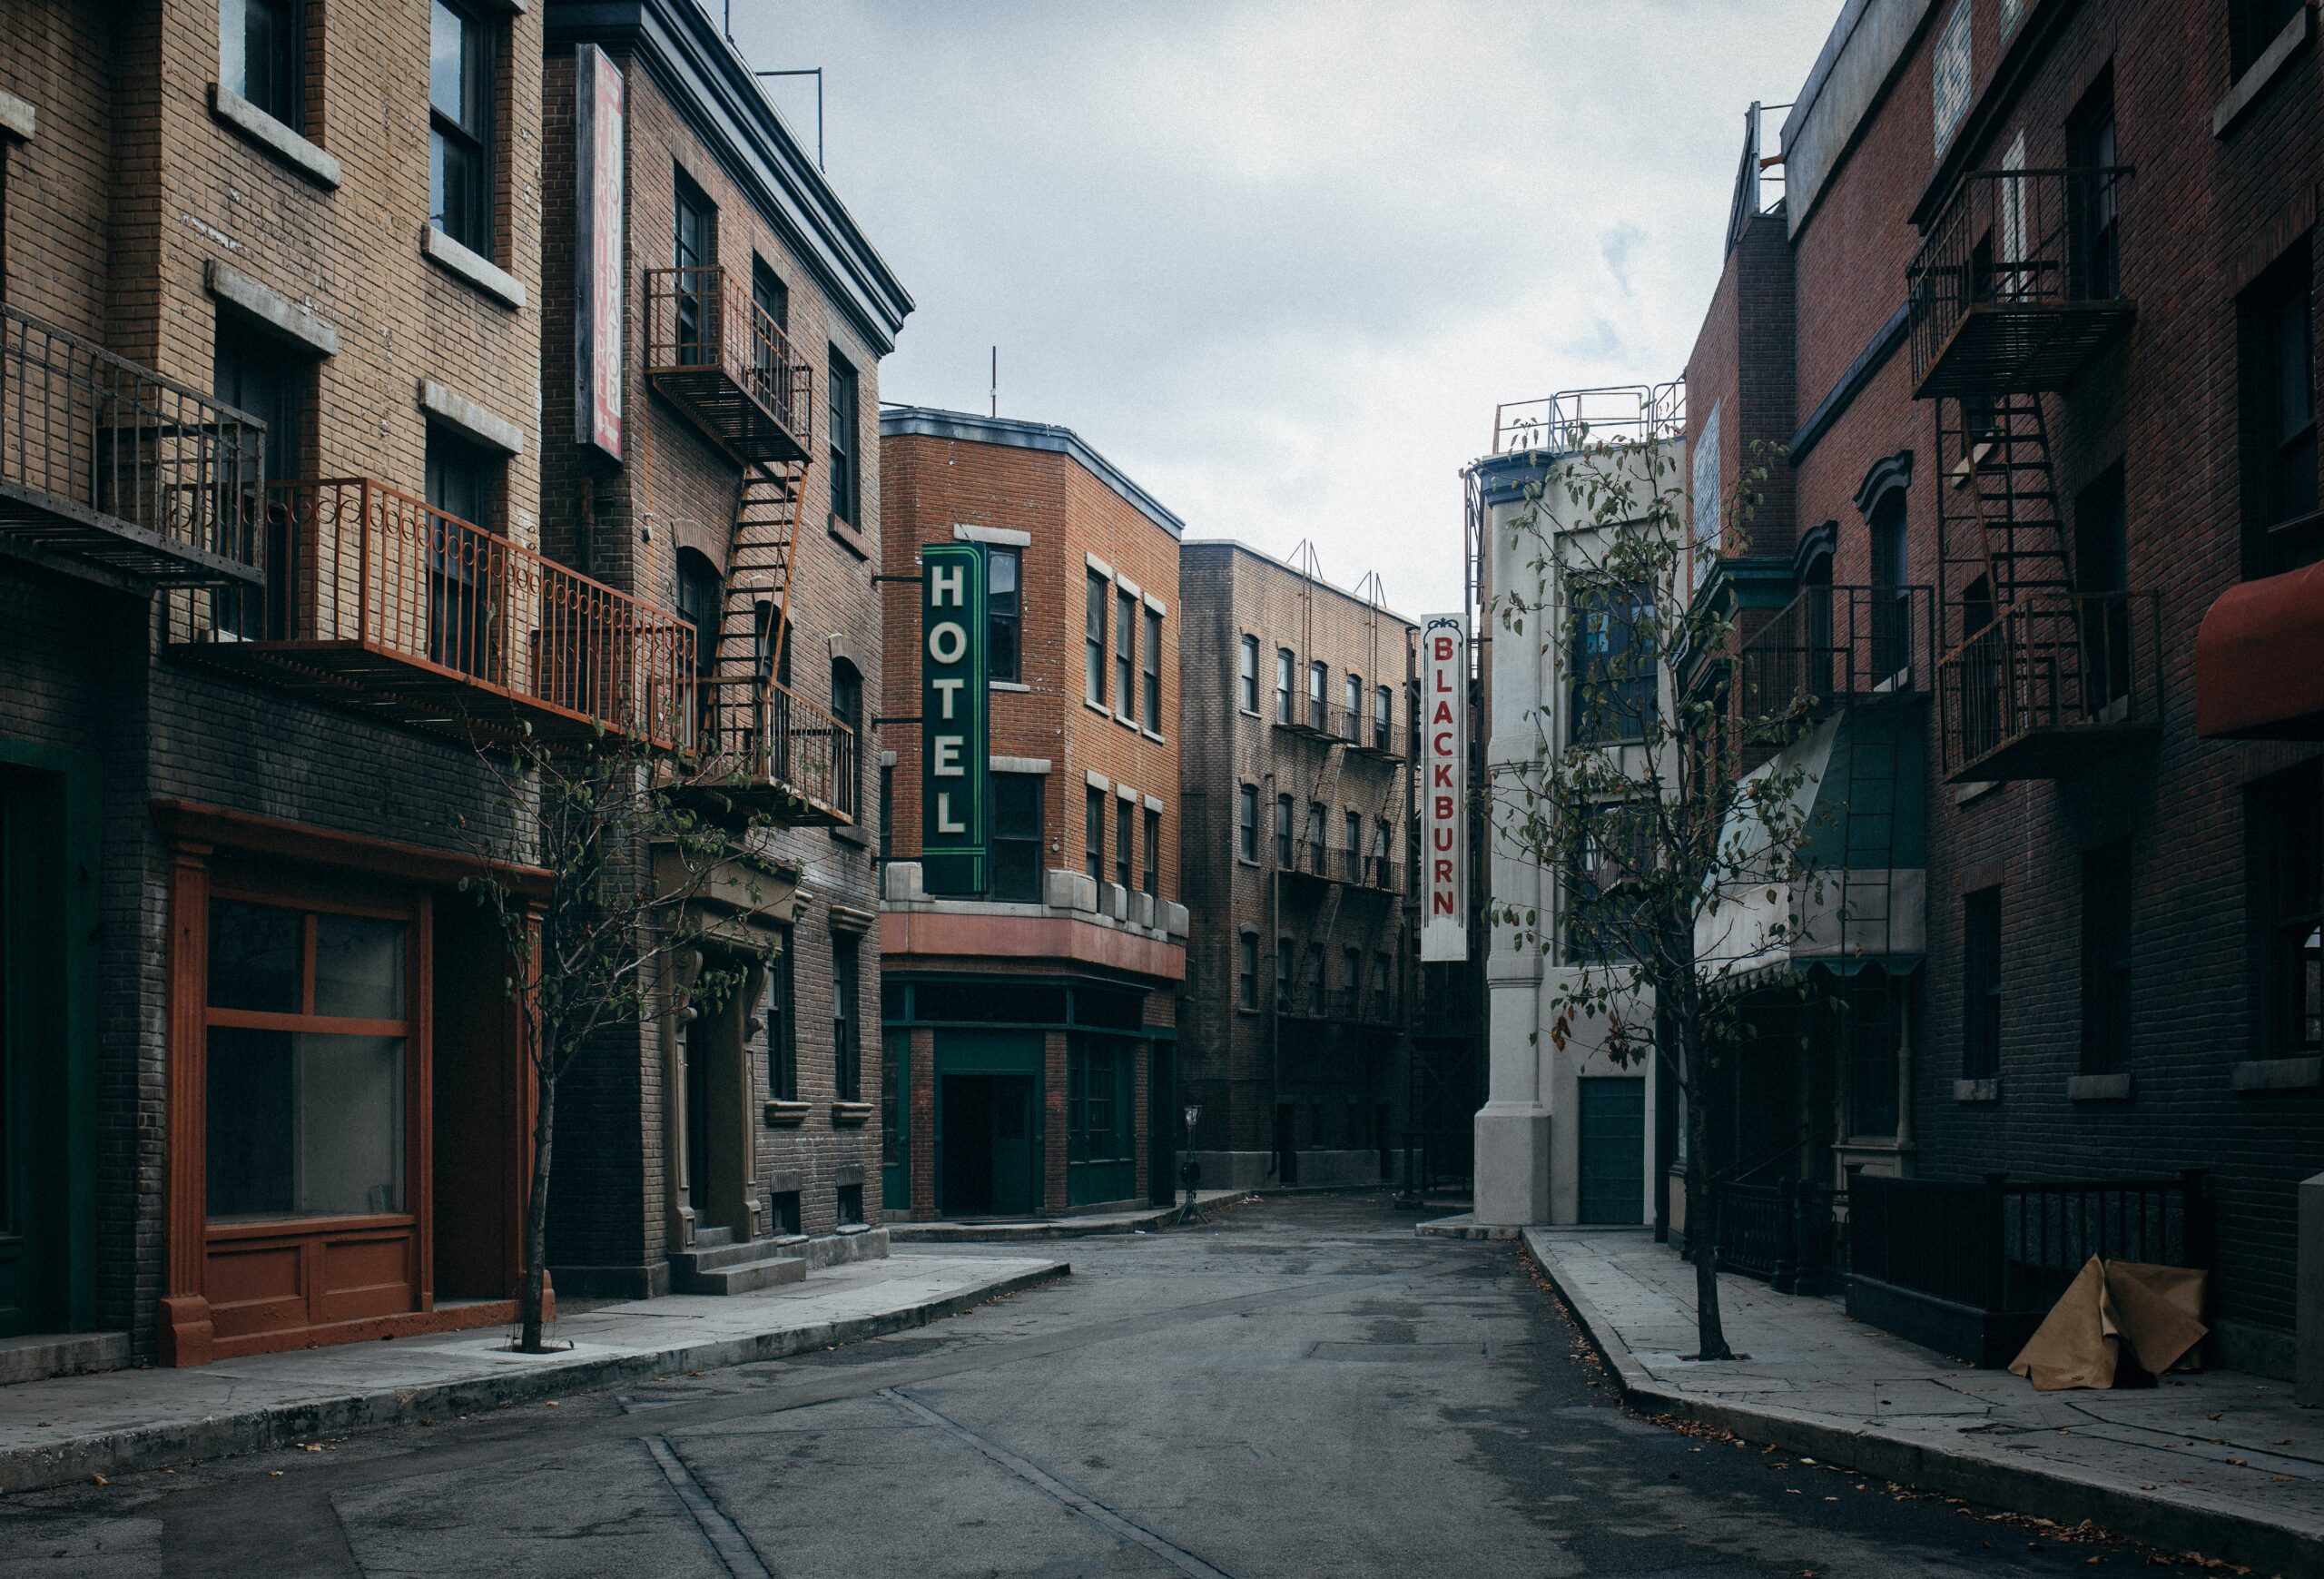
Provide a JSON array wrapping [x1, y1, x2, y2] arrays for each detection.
[[205, 899, 409, 1221]]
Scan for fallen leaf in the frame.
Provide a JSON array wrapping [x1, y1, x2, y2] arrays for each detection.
[[91, 1475, 107, 1486], [545, 1401, 558, 1408], [268, 1470, 283, 1478]]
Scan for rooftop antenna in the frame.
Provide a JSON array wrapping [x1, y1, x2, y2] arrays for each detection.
[[990, 347, 998, 418], [753, 68, 825, 171]]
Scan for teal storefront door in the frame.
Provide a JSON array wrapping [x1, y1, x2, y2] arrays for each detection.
[[1577, 1077, 1646, 1226], [934, 1031, 1042, 1219]]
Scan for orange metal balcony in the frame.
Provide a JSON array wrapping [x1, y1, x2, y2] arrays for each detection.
[[1908, 167, 2135, 400], [644, 267, 813, 465], [1937, 592, 2162, 781], [0, 304, 267, 587], [681, 675, 859, 826], [171, 478, 694, 751]]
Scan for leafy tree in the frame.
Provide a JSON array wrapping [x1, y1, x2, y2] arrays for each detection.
[[461, 725, 781, 1353], [1490, 431, 1828, 1361]]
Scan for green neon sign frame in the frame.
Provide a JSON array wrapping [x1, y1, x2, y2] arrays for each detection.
[[920, 542, 989, 895]]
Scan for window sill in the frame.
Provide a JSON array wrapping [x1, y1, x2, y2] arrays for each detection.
[[421, 225, 525, 310], [830, 823, 872, 849], [763, 1100, 812, 1127], [1083, 699, 1113, 720], [1116, 712, 1141, 732], [2232, 1054, 2324, 1092], [1953, 1077, 2001, 1103], [831, 1100, 874, 1127], [1239, 707, 1262, 719], [210, 84, 341, 190], [1953, 779, 2003, 806], [2066, 1071, 2133, 1103], [2214, 6, 2309, 137], [1143, 728, 1165, 745], [990, 680, 1032, 694], [828, 519, 868, 559]]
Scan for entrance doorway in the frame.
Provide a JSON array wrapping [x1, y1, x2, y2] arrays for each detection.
[[0, 769, 73, 1337], [1577, 1077, 1646, 1225], [939, 1075, 1035, 1217], [680, 973, 753, 1239]]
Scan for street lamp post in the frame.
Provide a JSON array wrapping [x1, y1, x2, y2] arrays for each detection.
[[1177, 1103, 1206, 1225]]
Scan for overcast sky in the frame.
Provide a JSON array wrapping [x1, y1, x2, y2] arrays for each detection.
[[731, 1, 1840, 617]]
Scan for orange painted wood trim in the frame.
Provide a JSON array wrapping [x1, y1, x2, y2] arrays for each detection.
[[162, 844, 213, 1367]]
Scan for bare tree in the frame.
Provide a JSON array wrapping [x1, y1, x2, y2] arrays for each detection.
[[1490, 433, 1830, 1361], [460, 727, 780, 1353]]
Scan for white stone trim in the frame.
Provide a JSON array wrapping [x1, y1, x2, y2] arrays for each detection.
[[1114, 575, 1142, 600], [422, 225, 527, 310], [0, 88, 34, 142], [1084, 552, 1113, 579], [1116, 783, 1137, 802], [879, 749, 898, 768], [1142, 591, 1167, 616], [209, 84, 340, 189], [206, 262, 340, 356], [990, 755, 1050, 775], [419, 380, 526, 455], [1083, 769, 1109, 792], [991, 679, 1031, 693], [954, 524, 1031, 547], [1143, 794, 1163, 814]]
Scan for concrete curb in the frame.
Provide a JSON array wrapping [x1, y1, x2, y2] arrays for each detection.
[[0, 1261, 1067, 1497], [1520, 1230, 2318, 1577], [888, 1194, 1252, 1242]]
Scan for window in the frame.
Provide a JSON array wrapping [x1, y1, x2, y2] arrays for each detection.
[[1570, 580, 1656, 745], [1237, 784, 1258, 862], [204, 897, 409, 1219], [213, 320, 310, 639], [1115, 796, 1134, 891], [878, 765, 893, 864], [1086, 573, 1108, 706], [1931, 0, 1971, 155], [832, 933, 861, 1100], [1374, 684, 1393, 752], [1566, 801, 1650, 963], [1305, 802, 1325, 872], [831, 657, 863, 815], [835, 1182, 864, 1227], [2240, 239, 2317, 574], [1344, 672, 1362, 732], [2073, 465, 2132, 709], [1344, 811, 1363, 882], [675, 548, 721, 733], [750, 256, 788, 409], [1846, 978, 1902, 1139], [1085, 786, 1105, 884], [1308, 660, 1327, 730], [1068, 1036, 1130, 1164], [769, 1190, 802, 1236], [990, 772, 1043, 903], [1143, 607, 1163, 731], [1305, 946, 1325, 1014], [1275, 647, 1294, 723], [766, 937, 797, 1101], [750, 253, 789, 333], [827, 347, 861, 528], [1274, 794, 1294, 866], [222, 0, 300, 126], [1143, 807, 1160, 896], [1237, 934, 1259, 1011], [1116, 587, 1137, 722], [2231, 0, 2304, 78], [1239, 635, 1260, 712], [425, 428, 503, 680], [1372, 819, 1392, 887], [1342, 947, 1362, 1014], [1869, 494, 1911, 679], [428, 0, 494, 253], [673, 173, 715, 360], [2080, 842, 2134, 1075], [2250, 763, 2322, 1057], [988, 547, 1021, 683], [1275, 937, 1294, 1009], [2067, 74, 2120, 301], [1373, 952, 1392, 1020], [1963, 887, 2002, 1081]]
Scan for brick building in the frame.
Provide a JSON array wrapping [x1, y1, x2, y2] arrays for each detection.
[[0, 0, 594, 1367], [534, 0, 911, 1297], [1177, 541, 1416, 1190], [878, 409, 1188, 1219], [1680, 0, 2322, 1376]]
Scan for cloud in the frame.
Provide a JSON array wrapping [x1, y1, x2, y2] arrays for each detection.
[[733, 0, 1840, 614]]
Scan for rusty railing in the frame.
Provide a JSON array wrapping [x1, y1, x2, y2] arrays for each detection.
[[222, 478, 694, 747], [686, 674, 860, 822], [1, 303, 266, 580], [1938, 590, 2161, 775], [643, 265, 813, 445]]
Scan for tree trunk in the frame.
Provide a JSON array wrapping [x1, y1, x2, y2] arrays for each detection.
[[1683, 1021, 1734, 1361], [517, 1065, 556, 1353]]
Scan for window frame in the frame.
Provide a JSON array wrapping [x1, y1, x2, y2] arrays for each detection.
[[1236, 784, 1258, 863], [1114, 795, 1134, 892], [1237, 933, 1259, 1011], [1568, 578, 1657, 746], [428, 0, 496, 255], [1238, 634, 1260, 713], [1086, 572, 1108, 706], [1084, 785, 1105, 884], [766, 934, 798, 1102], [222, 0, 303, 129], [1275, 647, 1294, 723], [1307, 660, 1327, 730], [2240, 238, 2318, 573], [989, 770, 1044, 903], [1115, 587, 1138, 723], [1142, 806, 1160, 896], [1274, 794, 1294, 867], [1142, 606, 1163, 731], [826, 346, 861, 530], [832, 931, 862, 1101], [2078, 842, 2135, 1076], [987, 546, 1022, 684]]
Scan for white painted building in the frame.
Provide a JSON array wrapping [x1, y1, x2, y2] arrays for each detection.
[[1471, 387, 1684, 1231]]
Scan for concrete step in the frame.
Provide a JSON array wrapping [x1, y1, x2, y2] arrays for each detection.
[[679, 1234, 804, 1273], [672, 1254, 807, 1296], [690, 1226, 737, 1249]]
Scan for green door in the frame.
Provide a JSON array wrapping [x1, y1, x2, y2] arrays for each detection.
[[1577, 1078, 1646, 1226], [933, 1031, 1044, 1219], [0, 767, 85, 1337], [987, 1077, 1035, 1217]]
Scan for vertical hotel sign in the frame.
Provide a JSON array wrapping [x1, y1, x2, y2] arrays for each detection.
[[1420, 615, 1468, 962], [575, 44, 625, 459], [921, 544, 989, 895]]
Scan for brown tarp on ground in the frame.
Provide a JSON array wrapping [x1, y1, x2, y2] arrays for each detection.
[[2008, 1257, 2209, 1391]]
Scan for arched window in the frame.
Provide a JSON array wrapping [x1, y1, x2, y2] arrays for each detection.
[[831, 656, 863, 818], [676, 548, 722, 736]]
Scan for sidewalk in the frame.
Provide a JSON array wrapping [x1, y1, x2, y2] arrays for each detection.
[[887, 1189, 1249, 1242], [0, 1250, 1065, 1496], [1525, 1228, 2320, 1576]]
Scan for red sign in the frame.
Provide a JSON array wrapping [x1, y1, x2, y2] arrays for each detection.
[[1420, 615, 1467, 962]]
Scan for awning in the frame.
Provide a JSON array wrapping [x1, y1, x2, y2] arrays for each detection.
[[2195, 558, 2324, 739], [1696, 707, 1926, 991]]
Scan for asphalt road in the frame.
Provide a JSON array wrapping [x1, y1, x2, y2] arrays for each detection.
[[2, 1195, 2188, 1577]]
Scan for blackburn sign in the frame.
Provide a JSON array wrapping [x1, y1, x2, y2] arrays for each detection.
[[921, 542, 989, 895], [1420, 614, 1468, 962]]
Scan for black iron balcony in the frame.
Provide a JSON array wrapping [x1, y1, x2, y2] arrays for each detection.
[[682, 674, 859, 826], [1937, 591, 2162, 781], [645, 267, 814, 465], [0, 304, 267, 587], [170, 478, 695, 751], [1908, 166, 2135, 399], [1738, 584, 1933, 716]]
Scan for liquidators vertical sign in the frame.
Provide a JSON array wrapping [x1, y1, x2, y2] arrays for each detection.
[[921, 543, 988, 895], [1420, 614, 1468, 962], [575, 44, 625, 459]]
